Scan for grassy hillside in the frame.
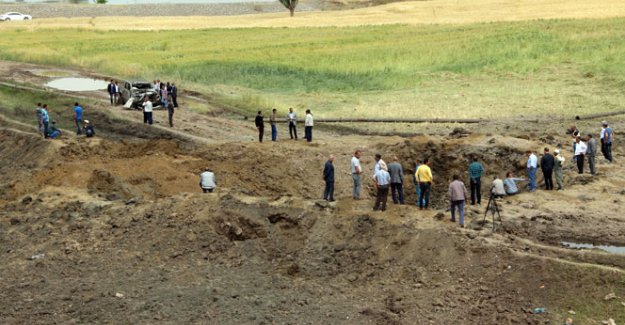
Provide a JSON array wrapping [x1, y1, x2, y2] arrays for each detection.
[[1, 18, 625, 118]]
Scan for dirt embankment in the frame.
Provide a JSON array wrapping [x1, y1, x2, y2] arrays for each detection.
[[1, 97, 625, 324]]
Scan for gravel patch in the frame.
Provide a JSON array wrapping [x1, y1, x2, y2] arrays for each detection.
[[0, 2, 317, 18]]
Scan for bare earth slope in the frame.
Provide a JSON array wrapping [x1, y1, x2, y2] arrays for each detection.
[[0, 59, 624, 323]]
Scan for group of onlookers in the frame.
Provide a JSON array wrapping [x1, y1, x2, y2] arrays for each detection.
[[140, 80, 178, 127], [34, 102, 94, 139], [318, 119, 616, 228], [255, 107, 314, 142]]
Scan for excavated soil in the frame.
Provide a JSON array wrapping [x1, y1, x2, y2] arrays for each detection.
[[1, 61, 625, 324]]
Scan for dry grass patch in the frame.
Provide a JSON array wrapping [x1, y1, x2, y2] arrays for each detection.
[[2, 0, 625, 30]]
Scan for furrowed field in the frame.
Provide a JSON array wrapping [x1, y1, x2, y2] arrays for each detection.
[[1, 17, 625, 119]]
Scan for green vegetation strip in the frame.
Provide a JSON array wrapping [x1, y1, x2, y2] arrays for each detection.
[[0, 18, 624, 119]]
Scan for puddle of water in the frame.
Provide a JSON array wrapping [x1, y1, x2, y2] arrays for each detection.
[[561, 242, 625, 255], [45, 78, 109, 92]]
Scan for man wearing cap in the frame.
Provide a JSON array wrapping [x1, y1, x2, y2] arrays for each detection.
[[600, 121, 614, 163], [554, 149, 565, 190], [372, 161, 391, 211], [587, 134, 597, 175], [199, 168, 217, 193]]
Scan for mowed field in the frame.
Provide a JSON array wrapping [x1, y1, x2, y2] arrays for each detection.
[[1, 0, 625, 119]]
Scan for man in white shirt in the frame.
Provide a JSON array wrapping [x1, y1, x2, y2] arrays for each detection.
[[142, 96, 153, 125], [372, 162, 391, 211], [574, 136, 587, 174], [304, 109, 313, 142], [287, 107, 298, 140], [199, 167, 216, 193], [351, 151, 362, 200], [526, 150, 538, 192], [373, 154, 386, 175], [491, 176, 506, 197]]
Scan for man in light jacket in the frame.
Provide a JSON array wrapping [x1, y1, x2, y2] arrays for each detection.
[[304, 109, 313, 142], [200, 168, 217, 193], [387, 156, 404, 205], [448, 175, 468, 227]]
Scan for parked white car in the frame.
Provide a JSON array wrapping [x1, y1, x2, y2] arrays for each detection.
[[0, 12, 32, 21]]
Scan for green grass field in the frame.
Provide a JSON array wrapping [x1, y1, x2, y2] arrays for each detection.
[[1, 18, 625, 118]]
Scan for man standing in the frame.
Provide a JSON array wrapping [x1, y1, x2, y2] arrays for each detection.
[[586, 134, 597, 176], [415, 158, 433, 210], [468, 157, 484, 205], [388, 156, 404, 205], [142, 96, 153, 125], [73, 102, 83, 135], [600, 121, 613, 163], [540, 147, 554, 190], [41, 104, 50, 138], [526, 151, 538, 192], [448, 175, 468, 227], [554, 149, 565, 190], [199, 168, 216, 193], [171, 82, 178, 108], [167, 96, 175, 127], [304, 109, 313, 142], [372, 162, 390, 211], [574, 136, 587, 174], [287, 107, 298, 140], [255, 110, 264, 143], [107, 80, 116, 105], [35, 102, 44, 136], [373, 154, 386, 174], [351, 151, 362, 200], [270, 108, 278, 142], [113, 81, 120, 105], [414, 159, 424, 206], [322, 155, 335, 202]]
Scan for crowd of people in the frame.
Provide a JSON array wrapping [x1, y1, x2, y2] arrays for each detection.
[[34, 102, 95, 139], [141, 80, 178, 127], [316, 120, 616, 228], [254, 107, 314, 143]]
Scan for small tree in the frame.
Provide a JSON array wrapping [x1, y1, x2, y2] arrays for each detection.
[[279, 0, 298, 17], [96, 0, 108, 3]]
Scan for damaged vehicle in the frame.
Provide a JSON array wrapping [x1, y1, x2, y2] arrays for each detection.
[[119, 80, 161, 109]]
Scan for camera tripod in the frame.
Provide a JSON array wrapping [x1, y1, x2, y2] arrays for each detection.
[[482, 194, 503, 231]]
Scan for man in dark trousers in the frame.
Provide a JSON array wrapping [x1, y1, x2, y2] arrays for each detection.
[[107, 80, 116, 105], [540, 147, 555, 190], [467, 157, 484, 205], [287, 107, 297, 140], [171, 82, 178, 108], [388, 156, 404, 204], [322, 155, 335, 202], [255, 110, 264, 143], [587, 134, 597, 175]]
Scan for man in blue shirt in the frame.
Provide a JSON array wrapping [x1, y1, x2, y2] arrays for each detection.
[[41, 104, 50, 139], [600, 121, 614, 163], [526, 151, 538, 192], [73, 102, 83, 135], [468, 157, 484, 205], [373, 162, 391, 211], [322, 155, 335, 202]]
